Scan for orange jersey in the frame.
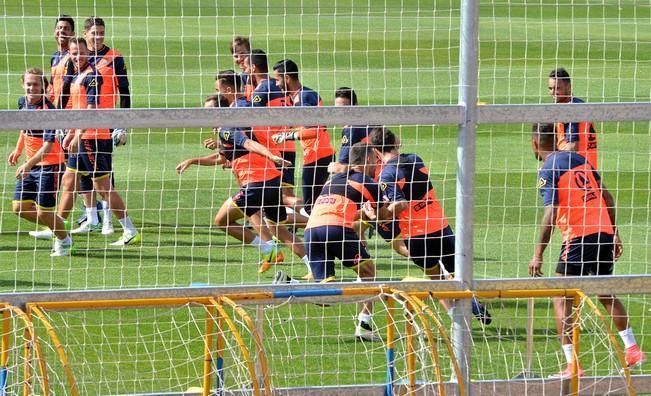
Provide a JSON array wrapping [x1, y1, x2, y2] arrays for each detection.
[[70, 65, 111, 140], [249, 79, 292, 153], [555, 97, 598, 169], [538, 151, 613, 241], [291, 87, 335, 163], [379, 154, 449, 238], [90, 46, 129, 109], [218, 127, 281, 186], [17, 96, 64, 166], [50, 50, 74, 109], [306, 171, 381, 229]]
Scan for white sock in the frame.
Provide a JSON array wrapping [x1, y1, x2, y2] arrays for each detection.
[[447, 308, 454, 318], [101, 200, 112, 223], [358, 313, 372, 324], [302, 255, 312, 273], [118, 216, 137, 233], [619, 328, 637, 349], [250, 236, 264, 248], [562, 344, 574, 364], [260, 239, 276, 254], [86, 206, 99, 225]]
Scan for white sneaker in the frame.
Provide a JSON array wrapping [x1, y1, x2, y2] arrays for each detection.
[[29, 229, 54, 240], [102, 221, 114, 235], [50, 238, 73, 257], [110, 231, 141, 247], [355, 321, 382, 342], [71, 221, 101, 234]]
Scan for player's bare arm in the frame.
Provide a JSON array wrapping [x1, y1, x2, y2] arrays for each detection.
[[16, 141, 55, 179], [530, 205, 556, 277]]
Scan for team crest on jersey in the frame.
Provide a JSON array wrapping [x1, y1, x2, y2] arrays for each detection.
[[380, 182, 387, 192], [88, 78, 97, 87], [537, 177, 546, 188], [222, 130, 231, 141], [341, 135, 349, 144], [252, 95, 262, 103]]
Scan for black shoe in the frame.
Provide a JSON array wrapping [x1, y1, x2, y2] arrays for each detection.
[[471, 298, 492, 325]]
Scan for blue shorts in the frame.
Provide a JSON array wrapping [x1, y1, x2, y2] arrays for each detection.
[[556, 233, 614, 276], [302, 155, 334, 215], [279, 151, 296, 187], [13, 164, 63, 208], [406, 225, 455, 273], [67, 139, 113, 180], [232, 177, 287, 223], [304, 225, 372, 282], [375, 220, 401, 242]]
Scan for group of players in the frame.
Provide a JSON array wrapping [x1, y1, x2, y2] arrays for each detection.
[[9, 23, 647, 375], [9, 15, 140, 256]]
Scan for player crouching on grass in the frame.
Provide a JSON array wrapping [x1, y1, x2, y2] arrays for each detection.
[[530, 123, 645, 378], [274, 143, 386, 342], [178, 95, 311, 275], [8, 68, 72, 257]]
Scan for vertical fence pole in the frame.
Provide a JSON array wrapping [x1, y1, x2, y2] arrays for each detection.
[[456, 0, 480, 394]]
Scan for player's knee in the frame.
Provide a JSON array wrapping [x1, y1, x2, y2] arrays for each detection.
[[12, 202, 25, 215]]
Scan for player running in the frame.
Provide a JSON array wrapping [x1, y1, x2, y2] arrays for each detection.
[[370, 127, 491, 325], [548, 68, 598, 169], [529, 123, 645, 378], [58, 37, 140, 247], [8, 68, 72, 257], [274, 143, 385, 341], [271, 59, 336, 215]]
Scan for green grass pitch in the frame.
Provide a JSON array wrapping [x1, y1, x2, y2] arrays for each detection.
[[0, 0, 650, 393]]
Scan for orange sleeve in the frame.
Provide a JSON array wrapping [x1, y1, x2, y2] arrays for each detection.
[[296, 127, 318, 140]]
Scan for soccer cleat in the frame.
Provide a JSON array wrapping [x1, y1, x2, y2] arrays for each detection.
[[471, 298, 492, 325], [102, 221, 115, 236], [29, 228, 54, 240], [110, 231, 141, 247], [70, 221, 102, 234], [625, 345, 647, 369], [355, 321, 382, 342], [302, 272, 315, 281], [549, 363, 585, 379], [272, 270, 291, 284], [258, 244, 284, 273], [50, 238, 73, 257]]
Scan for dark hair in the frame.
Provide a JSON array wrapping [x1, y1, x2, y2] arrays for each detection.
[[68, 37, 88, 48], [273, 59, 299, 80], [532, 123, 556, 148], [369, 127, 397, 153], [335, 87, 357, 106], [84, 16, 105, 31], [348, 143, 374, 166], [230, 36, 250, 54], [56, 15, 75, 32], [204, 94, 229, 108], [549, 68, 571, 84], [215, 69, 242, 92], [249, 49, 268, 73]]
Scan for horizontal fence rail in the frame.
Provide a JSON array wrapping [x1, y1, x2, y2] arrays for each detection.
[[0, 102, 650, 130]]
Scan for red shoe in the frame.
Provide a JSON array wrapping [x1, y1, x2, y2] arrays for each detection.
[[625, 345, 647, 369], [549, 363, 585, 379]]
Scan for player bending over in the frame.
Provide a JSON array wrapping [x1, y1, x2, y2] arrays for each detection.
[[530, 123, 645, 378], [370, 127, 491, 325], [274, 143, 385, 341], [8, 68, 72, 256]]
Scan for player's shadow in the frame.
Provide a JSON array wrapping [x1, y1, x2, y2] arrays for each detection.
[[0, 279, 63, 288]]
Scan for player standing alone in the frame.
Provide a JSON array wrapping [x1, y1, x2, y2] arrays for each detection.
[[548, 68, 598, 169], [529, 123, 645, 378]]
